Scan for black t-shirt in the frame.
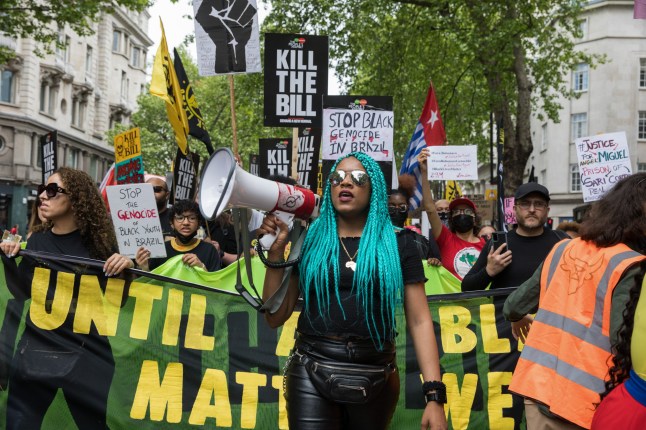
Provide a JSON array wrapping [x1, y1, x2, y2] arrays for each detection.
[[298, 233, 427, 340], [461, 229, 568, 290], [206, 220, 238, 255], [17, 229, 117, 351], [149, 239, 221, 271]]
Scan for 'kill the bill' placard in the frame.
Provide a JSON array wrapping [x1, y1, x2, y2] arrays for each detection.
[[264, 33, 328, 127]]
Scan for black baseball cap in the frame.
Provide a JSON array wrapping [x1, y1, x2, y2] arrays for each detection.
[[514, 183, 550, 201]]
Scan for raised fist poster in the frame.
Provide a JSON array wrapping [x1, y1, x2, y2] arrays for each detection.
[[193, 0, 261, 75], [264, 33, 328, 127]]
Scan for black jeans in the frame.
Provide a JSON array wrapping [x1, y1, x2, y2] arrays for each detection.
[[285, 333, 400, 430]]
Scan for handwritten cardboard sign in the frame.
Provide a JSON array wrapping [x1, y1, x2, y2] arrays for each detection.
[[114, 127, 144, 184], [321, 98, 394, 162], [575, 131, 632, 202], [504, 197, 517, 226], [426, 146, 478, 180], [106, 183, 167, 258]]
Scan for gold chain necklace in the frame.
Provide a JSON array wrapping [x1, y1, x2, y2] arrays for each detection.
[[339, 237, 359, 272]]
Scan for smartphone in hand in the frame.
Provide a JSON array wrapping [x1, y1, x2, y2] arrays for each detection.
[[491, 231, 508, 251]]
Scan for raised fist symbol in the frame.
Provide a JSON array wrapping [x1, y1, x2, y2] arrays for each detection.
[[196, 0, 256, 74]]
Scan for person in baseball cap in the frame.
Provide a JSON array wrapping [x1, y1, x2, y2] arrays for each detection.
[[514, 183, 550, 202]]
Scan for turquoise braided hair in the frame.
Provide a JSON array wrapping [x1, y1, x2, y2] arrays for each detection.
[[299, 152, 404, 349]]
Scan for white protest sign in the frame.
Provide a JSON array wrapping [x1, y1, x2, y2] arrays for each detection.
[[106, 183, 167, 258], [575, 131, 632, 202], [321, 108, 394, 162], [426, 145, 478, 180]]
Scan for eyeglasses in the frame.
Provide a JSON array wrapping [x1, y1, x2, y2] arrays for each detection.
[[37, 183, 68, 198], [452, 208, 475, 216], [329, 169, 370, 187], [388, 204, 408, 213], [174, 214, 199, 223], [516, 200, 548, 210], [152, 186, 168, 193]]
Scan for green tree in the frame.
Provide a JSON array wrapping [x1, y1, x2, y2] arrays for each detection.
[[108, 47, 285, 176], [264, 0, 603, 193], [0, 0, 149, 63]]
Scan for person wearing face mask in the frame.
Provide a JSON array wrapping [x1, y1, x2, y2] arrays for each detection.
[[388, 174, 441, 263], [417, 149, 485, 280], [435, 199, 450, 227], [135, 200, 221, 272]]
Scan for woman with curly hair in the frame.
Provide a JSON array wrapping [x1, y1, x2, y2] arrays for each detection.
[[592, 261, 646, 428], [257, 153, 447, 430], [0, 167, 134, 429]]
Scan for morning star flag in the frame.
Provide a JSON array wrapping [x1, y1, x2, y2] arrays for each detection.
[[173, 48, 214, 155], [150, 19, 189, 155], [399, 82, 446, 209]]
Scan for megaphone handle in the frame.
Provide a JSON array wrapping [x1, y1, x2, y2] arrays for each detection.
[[259, 211, 294, 250]]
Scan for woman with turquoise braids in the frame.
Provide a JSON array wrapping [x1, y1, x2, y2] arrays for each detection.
[[258, 152, 447, 430]]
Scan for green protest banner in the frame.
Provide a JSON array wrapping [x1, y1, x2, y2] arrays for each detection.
[[0, 254, 524, 429]]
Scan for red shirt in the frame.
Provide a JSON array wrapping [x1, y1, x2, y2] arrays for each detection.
[[436, 225, 485, 280]]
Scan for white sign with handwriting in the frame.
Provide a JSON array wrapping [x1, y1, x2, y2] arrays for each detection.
[[106, 183, 167, 258], [575, 131, 632, 202], [427, 145, 478, 180]]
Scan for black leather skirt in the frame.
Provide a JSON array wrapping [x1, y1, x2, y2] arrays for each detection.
[[284, 333, 400, 430]]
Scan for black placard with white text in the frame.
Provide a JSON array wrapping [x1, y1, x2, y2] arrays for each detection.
[[258, 139, 292, 179], [40, 130, 58, 185], [172, 148, 200, 203], [264, 33, 328, 127], [296, 127, 321, 191]]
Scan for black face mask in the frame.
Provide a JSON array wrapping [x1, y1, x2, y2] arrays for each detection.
[[438, 212, 450, 227], [452, 215, 475, 233], [389, 211, 408, 228], [175, 230, 197, 245]]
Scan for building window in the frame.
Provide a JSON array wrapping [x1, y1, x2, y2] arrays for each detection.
[[571, 113, 587, 141], [0, 69, 14, 103], [640, 111, 646, 140], [86, 46, 93, 75], [131, 46, 140, 68], [39, 82, 57, 115], [55, 33, 70, 63], [578, 18, 588, 40], [541, 123, 548, 151], [638, 162, 646, 172], [120, 71, 127, 101], [570, 164, 581, 192], [641, 59, 646, 89], [572, 63, 588, 92], [71, 97, 87, 129], [112, 30, 121, 52], [89, 156, 98, 181], [67, 148, 80, 169]]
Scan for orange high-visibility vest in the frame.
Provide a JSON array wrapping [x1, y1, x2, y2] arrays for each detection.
[[509, 238, 645, 428]]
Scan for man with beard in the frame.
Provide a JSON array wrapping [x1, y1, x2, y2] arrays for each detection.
[[146, 176, 172, 238], [462, 183, 568, 328]]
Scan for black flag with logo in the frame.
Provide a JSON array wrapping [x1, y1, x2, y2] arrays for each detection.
[[173, 48, 214, 155]]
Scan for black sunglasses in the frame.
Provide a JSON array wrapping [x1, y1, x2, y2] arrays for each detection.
[[152, 186, 168, 193], [329, 170, 370, 187], [37, 183, 69, 198]]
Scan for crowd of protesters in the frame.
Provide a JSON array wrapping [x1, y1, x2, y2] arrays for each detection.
[[0, 157, 644, 429]]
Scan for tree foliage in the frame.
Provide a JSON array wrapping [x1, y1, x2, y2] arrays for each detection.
[[0, 0, 149, 63], [264, 0, 603, 192]]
